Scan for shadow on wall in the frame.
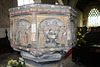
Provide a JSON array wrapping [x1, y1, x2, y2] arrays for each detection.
[[0, 28, 10, 39], [0, 29, 14, 55]]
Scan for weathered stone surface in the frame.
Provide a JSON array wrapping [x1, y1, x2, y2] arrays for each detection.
[[9, 4, 77, 62]]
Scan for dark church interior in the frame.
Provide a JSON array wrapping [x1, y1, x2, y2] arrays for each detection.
[[0, 0, 100, 67]]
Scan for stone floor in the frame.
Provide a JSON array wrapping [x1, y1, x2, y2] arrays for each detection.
[[0, 51, 99, 67], [0, 51, 21, 67]]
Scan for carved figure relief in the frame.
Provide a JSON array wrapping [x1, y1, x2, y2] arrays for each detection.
[[38, 18, 67, 47], [14, 19, 31, 46], [9, 4, 77, 62]]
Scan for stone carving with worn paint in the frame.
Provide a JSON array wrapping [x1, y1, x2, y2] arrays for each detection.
[[9, 4, 77, 62]]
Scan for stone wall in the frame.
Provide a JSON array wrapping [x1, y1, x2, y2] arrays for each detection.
[[75, 8, 83, 27], [0, 0, 17, 38], [0, 28, 10, 38]]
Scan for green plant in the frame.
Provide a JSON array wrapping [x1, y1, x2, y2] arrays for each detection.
[[76, 28, 86, 47], [7, 57, 25, 67]]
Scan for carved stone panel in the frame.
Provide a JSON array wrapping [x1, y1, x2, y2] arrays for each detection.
[[9, 4, 77, 62]]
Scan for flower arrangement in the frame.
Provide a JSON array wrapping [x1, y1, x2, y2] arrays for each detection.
[[76, 28, 86, 47], [7, 57, 25, 67]]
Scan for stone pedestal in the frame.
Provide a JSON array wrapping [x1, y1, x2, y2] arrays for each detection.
[[25, 63, 63, 67], [25, 59, 64, 67]]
